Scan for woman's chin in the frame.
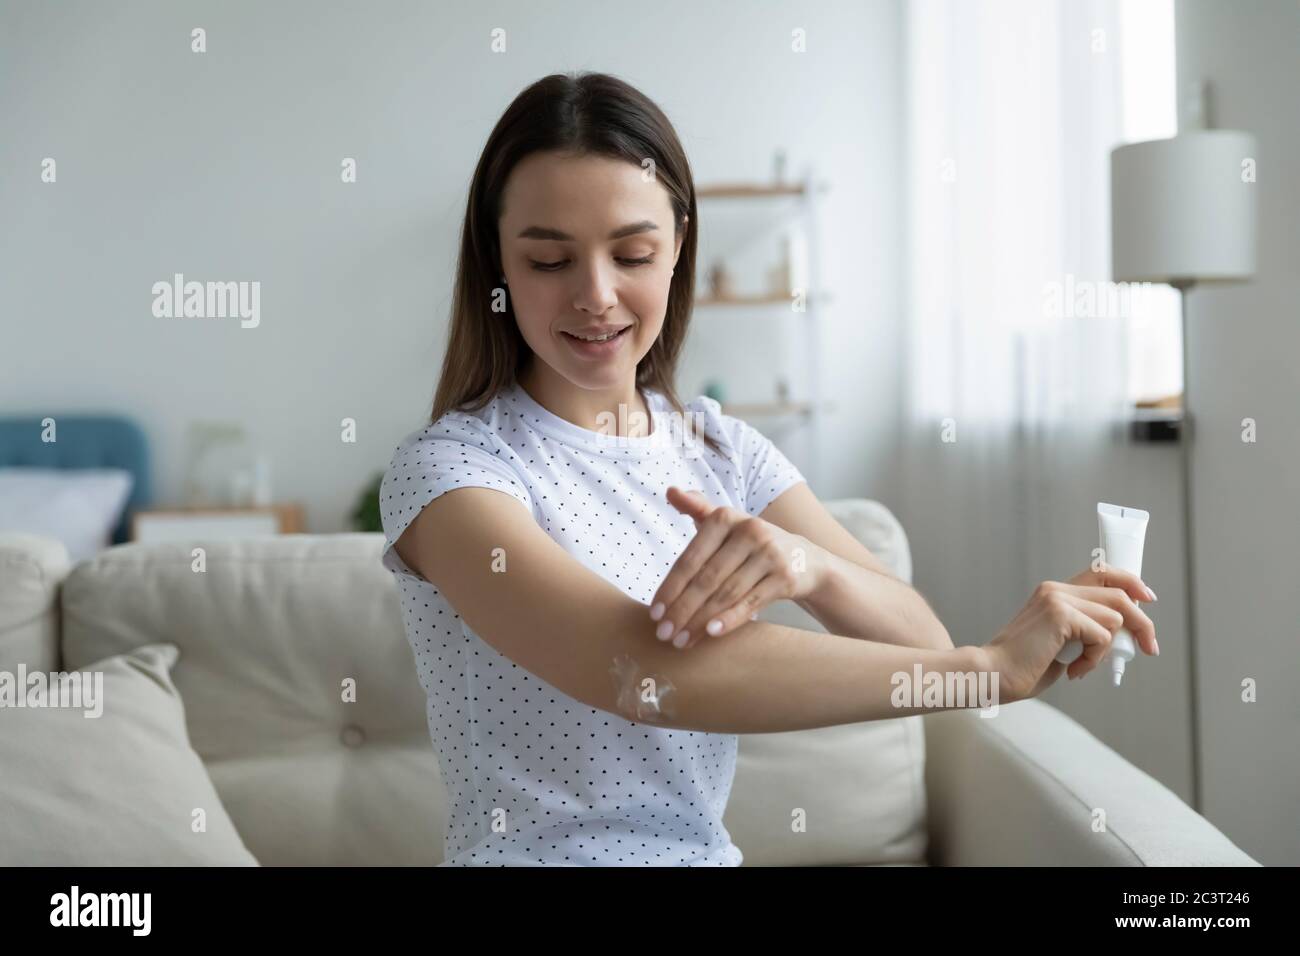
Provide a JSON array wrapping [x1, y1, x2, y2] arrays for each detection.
[[565, 366, 633, 391], [553, 345, 646, 386]]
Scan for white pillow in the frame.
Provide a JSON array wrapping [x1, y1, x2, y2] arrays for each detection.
[[0, 642, 259, 865], [730, 594, 929, 865], [0, 467, 134, 563]]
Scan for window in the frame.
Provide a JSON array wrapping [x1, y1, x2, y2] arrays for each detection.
[[1119, 0, 1182, 410]]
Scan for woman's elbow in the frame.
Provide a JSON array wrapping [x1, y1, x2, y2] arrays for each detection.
[[908, 591, 952, 649], [924, 608, 955, 649]]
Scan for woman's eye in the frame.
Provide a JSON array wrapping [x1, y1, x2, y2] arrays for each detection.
[[528, 256, 655, 272]]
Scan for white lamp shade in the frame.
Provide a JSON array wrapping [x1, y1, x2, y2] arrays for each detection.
[[1111, 130, 1257, 283]]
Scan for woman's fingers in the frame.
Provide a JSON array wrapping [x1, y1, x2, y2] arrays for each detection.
[[1063, 583, 1159, 656], [1067, 566, 1156, 605], [656, 522, 752, 646], [679, 552, 771, 645], [664, 485, 715, 524], [649, 509, 739, 631], [1056, 593, 1119, 679], [685, 572, 789, 649]]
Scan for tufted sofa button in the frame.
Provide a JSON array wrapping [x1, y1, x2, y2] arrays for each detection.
[[340, 724, 366, 748]]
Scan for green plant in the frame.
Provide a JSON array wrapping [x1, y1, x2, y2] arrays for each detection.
[[350, 471, 384, 532]]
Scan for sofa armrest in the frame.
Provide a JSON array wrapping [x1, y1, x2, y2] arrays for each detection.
[[0, 532, 71, 672], [921, 697, 1259, 866]]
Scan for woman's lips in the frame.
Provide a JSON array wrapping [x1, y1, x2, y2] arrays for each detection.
[[561, 325, 631, 358]]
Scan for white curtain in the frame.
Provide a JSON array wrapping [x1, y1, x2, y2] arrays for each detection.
[[899, 0, 1135, 645]]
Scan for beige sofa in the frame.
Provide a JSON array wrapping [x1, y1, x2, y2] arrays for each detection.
[[0, 499, 1258, 866]]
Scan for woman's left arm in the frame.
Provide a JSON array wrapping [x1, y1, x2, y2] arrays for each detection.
[[759, 483, 954, 651]]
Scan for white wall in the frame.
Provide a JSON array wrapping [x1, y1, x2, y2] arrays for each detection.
[[1176, 0, 1300, 867], [0, 0, 903, 523]]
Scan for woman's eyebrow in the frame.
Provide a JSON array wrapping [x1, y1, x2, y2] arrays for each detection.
[[516, 220, 659, 241]]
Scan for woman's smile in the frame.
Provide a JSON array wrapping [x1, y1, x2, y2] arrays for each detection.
[[560, 323, 633, 358]]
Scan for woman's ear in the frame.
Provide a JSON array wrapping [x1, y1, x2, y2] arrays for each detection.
[[673, 214, 688, 269]]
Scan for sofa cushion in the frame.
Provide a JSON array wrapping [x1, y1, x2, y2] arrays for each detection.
[[727, 716, 927, 866], [59, 534, 444, 866], [730, 604, 928, 866], [0, 642, 257, 865]]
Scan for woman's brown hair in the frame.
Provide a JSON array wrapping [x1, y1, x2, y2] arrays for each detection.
[[429, 70, 724, 457]]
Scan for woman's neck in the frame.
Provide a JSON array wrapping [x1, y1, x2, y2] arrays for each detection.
[[516, 361, 653, 439]]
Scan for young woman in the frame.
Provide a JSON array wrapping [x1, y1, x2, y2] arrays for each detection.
[[380, 72, 1158, 866]]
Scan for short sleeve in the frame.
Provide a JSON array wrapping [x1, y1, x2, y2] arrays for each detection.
[[379, 415, 534, 579], [695, 397, 807, 517], [735, 418, 807, 516]]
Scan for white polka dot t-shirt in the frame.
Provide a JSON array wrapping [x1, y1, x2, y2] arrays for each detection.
[[379, 379, 806, 866]]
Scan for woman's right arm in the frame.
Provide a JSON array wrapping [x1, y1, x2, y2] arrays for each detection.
[[394, 487, 1150, 734]]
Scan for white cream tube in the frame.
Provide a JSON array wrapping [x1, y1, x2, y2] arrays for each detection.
[[1055, 503, 1150, 685]]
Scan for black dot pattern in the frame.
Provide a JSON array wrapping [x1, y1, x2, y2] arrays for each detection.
[[379, 379, 806, 865]]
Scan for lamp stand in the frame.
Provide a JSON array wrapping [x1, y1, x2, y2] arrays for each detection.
[[1173, 278, 1204, 814]]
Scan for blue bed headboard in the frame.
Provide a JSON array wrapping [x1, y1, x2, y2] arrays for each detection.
[[0, 415, 153, 545]]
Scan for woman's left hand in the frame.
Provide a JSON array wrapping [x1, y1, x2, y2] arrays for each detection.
[[648, 486, 824, 649]]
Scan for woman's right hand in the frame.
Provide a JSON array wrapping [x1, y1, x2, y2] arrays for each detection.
[[979, 569, 1159, 704]]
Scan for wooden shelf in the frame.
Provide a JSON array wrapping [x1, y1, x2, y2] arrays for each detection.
[[696, 292, 813, 307], [693, 167, 826, 486], [1135, 392, 1183, 410], [697, 182, 806, 199]]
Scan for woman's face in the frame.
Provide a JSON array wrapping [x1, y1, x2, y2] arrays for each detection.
[[497, 151, 686, 393]]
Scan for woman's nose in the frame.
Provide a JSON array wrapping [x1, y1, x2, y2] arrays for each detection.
[[572, 259, 619, 314]]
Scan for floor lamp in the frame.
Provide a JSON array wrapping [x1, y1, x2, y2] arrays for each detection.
[[1110, 103, 1257, 813]]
